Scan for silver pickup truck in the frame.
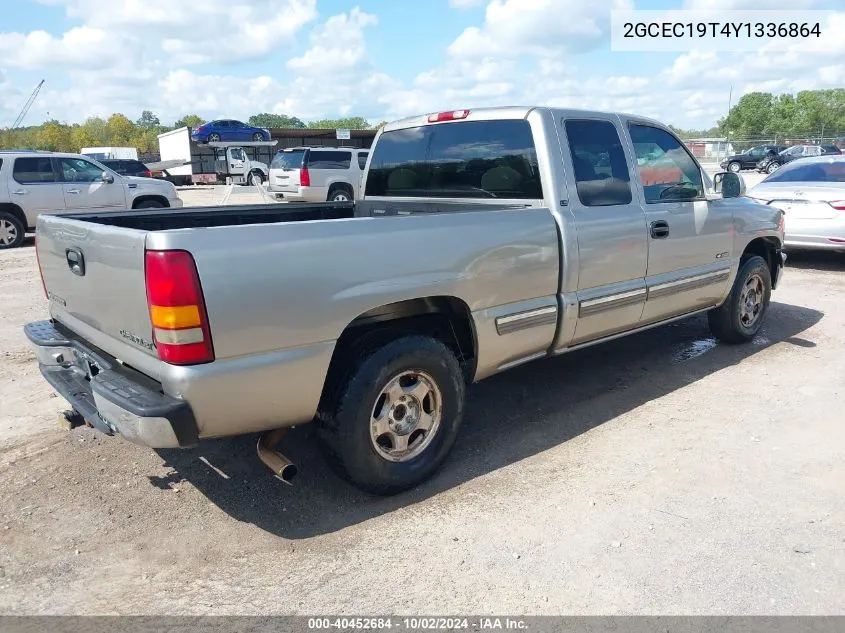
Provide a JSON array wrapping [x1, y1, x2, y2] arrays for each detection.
[[25, 106, 785, 494]]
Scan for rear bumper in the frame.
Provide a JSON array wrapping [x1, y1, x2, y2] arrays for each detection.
[[25, 320, 198, 448], [784, 214, 845, 251]]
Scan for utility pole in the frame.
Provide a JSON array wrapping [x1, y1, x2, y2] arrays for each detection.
[[725, 85, 733, 161]]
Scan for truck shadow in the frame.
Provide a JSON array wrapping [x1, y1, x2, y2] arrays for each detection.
[[155, 300, 822, 539]]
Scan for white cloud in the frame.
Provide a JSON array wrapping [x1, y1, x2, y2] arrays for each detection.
[[0, 26, 113, 69], [683, 0, 825, 8], [449, 0, 633, 58], [449, 0, 484, 7], [287, 7, 377, 74]]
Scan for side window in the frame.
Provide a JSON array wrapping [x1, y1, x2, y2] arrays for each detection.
[[357, 152, 368, 170], [58, 158, 106, 183], [308, 151, 352, 169], [13, 157, 56, 183], [628, 124, 704, 203], [564, 119, 632, 207]]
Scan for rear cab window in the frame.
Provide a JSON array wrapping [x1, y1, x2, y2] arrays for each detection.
[[365, 119, 543, 199], [271, 150, 305, 170], [307, 151, 352, 170], [563, 119, 632, 207]]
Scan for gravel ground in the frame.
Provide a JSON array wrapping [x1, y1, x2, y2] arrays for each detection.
[[1, 184, 843, 615]]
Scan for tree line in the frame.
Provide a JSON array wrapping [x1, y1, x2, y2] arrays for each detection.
[[0, 111, 386, 154], [671, 89, 845, 143]]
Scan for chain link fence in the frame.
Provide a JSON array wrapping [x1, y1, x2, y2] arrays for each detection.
[[679, 131, 845, 164]]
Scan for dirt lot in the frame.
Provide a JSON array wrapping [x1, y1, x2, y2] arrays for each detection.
[[1, 211, 844, 615]]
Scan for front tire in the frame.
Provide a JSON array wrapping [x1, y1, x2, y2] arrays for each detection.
[[319, 335, 465, 495], [0, 212, 26, 249], [708, 255, 771, 344], [252, 132, 264, 142], [728, 162, 742, 173], [248, 171, 263, 186]]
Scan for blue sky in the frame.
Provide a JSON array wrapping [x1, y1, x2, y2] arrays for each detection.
[[1, 0, 843, 130]]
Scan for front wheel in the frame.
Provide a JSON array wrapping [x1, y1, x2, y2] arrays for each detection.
[[708, 255, 771, 344], [728, 162, 742, 173], [248, 171, 264, 186], [319, 335, 465, 495], [252, 132, 264, 142]]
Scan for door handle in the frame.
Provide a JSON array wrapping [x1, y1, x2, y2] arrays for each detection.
[[12, 190, 26, 195], [650, 220, 670, 239], [67, 189, 81, 194]]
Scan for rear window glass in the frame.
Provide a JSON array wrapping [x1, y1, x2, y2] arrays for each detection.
[[13, 157, 56, 183], [365, 120, 542, 199], [307, 151, 352, 170], [272, 150, 305, 169], [357, 152, 368, 170], [764, 161, 845, 183]]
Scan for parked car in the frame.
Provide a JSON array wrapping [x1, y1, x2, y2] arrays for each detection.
[[757, 145, 826, 174], [720, 145, 787, 173], [821, 145, 843, 156], [190, 120, 271, 144], [25, 107, 785, 494], [269, 147, 369, 201], [747, 155, 845, 252], [99, 159, 153, 178], [0, 150, 182, 249]]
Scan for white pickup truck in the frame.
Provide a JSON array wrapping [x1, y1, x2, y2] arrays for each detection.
[[0, 150, 182, 249], [25, 107, 785, 494]]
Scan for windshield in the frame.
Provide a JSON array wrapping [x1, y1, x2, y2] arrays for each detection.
[[764, 160, 845, 183], [781, 146, 802, 156], [271, 150, 305, 170]]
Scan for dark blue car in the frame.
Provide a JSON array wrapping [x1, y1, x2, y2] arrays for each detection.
[[190, 119, 271, 143]]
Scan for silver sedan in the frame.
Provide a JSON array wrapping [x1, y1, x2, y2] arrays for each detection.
[[746, 156, 845, 252]]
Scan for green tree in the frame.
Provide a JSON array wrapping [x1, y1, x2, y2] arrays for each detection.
[[767, 94, 798, 138], [38, 120, 73, 151], [719, 92, 774, 138], [173, 114, 206, 129], [307, 116, 370, 130], [104, 113, 136, 145], [248, 113, 306, 128], [136, 110, 161, 128]]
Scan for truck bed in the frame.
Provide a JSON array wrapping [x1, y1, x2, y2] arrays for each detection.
[[57, 202, 356, 231]]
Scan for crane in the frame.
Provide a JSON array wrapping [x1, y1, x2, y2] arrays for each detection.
[[10, 79, 45, 129]]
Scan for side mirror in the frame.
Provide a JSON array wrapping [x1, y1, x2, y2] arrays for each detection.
[[713, 171, 745, 199], [101, 172, 115, 184]]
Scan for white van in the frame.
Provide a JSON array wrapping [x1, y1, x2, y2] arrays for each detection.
[[268, 147, 369, 202]]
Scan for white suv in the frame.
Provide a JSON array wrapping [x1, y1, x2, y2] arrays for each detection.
[[0, 150, 183, 249], [269, 147, 369, 202]]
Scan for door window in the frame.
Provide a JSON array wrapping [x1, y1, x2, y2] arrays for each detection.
[[628, 124, 704, 203], [564, 119, 632, 207], [230, 148, 246, 162], [13, 157, 57, 183], [307, 151, 352, 169], [58, 158, 107, 183]]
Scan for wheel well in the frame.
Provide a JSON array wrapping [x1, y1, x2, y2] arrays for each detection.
[[741, 237, 780, 288], [328, 182, 354, 195], [318, 296, 477, 413], [132, 195, 170, 209], [0, 203, 28, 230]]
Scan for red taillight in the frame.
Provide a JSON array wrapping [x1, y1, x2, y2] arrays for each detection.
[[427, 109, 470, 123], [144, 250, 214, 365], [829, 200, 845, 211], [34, 235, 47, 299], [300, 167, 311, 187]]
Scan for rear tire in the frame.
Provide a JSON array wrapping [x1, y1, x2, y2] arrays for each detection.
[[766, 162, 780, 174], [318, 335, 465, 495], [708, 255, 771, 344], [327, 186, 353, 202], [0, 212, 26, 249]]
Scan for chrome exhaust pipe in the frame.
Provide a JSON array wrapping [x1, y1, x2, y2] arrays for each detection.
[[256, 428, 298, 485]]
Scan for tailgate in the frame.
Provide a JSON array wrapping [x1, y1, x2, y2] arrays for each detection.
[[36, 214, 157, 358]]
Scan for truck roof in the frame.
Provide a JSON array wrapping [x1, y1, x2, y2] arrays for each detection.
[[382, 106, 666, 132]]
